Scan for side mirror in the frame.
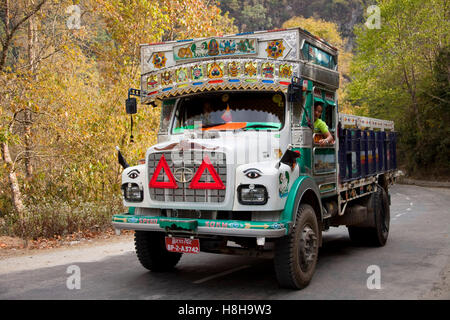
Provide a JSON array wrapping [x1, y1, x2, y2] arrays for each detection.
[[280, 148, 301, 169], [287, 77, 302, 103], [126, 98, 137, 114]]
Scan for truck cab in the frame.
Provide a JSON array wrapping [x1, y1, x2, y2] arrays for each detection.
[[113, 28, 398, 289]]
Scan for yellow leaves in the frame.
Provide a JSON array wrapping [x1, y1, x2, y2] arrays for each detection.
[[282, 15, 354, 112], [283, 16, 344, 51], [0, 0, 238, 231]]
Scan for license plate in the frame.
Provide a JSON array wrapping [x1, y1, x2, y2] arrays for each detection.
[[165, 236, 200, 254]]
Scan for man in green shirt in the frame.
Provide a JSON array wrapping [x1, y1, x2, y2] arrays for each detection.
[[314, 102, 334, 146]]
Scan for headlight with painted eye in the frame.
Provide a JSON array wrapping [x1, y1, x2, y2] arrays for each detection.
[[238, 184, 268, 205], [244, 168, 262, 179]]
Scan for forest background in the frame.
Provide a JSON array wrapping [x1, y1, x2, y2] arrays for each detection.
[[0, 0, 448, 241]]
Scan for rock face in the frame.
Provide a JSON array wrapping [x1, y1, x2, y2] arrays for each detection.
[[219, 0, 365, 50]]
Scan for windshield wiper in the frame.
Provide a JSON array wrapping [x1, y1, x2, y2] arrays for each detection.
[[241, 124, 281, 131]]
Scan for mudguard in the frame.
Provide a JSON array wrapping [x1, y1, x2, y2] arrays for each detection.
[[280, 175, 322, 234]]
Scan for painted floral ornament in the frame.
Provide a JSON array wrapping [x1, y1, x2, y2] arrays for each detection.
[[147, 75, 158, 89], [152, 52, 167, 68], [244, 61, 257, 77], [266, 40, 285, 59], [227, 61, 240, 77], [161, 70, 173, 85], [279, 64, 293, 79], [191, 65, 203, 80], [207, 62, 224, 79], [261, 62, 274, 78], [176, 68, 189, 82], [220, 39, 236, 54]]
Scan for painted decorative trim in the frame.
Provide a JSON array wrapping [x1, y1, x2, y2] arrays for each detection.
[[266, 40, 285, 59], [173, 37, 257, 62], [140, 58, 298, 103], [152, 52, 167, 68], [112, 214, 286, 231]]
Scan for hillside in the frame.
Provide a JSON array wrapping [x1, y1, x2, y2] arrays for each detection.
[[219, 0, 367, 49]]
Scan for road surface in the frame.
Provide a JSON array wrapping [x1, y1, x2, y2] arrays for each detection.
[[0, 184, 449, 300]]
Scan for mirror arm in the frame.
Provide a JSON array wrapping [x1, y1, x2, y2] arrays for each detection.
[[126, 88, 140, 143]]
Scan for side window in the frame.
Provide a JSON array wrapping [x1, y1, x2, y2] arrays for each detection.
[[160, 99, 176, 134], [324, 92, 336, 131], [291, 93, 304, 127], [324, 105, 334, 131], [312, 86, 325, 126], [301, 42, 336, 69]]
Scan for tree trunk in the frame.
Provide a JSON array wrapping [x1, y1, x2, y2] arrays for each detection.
[[401, 65, 423, 133], [0, 141, 27, 238], [24, 5, 37, 180]]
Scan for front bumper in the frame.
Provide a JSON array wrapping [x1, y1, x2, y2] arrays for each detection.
[[112, 214, 288, 238]]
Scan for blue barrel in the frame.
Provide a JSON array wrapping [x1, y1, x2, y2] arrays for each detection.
[[376, 131, 384, 173], [390, 131, 397, 170], [361, 131, 369, 177], [345, 129, 354, 180], [368, 130, 376, 175], [338, 125, 346, 180], [354, 129, 362, 179], [382, 131, 388, 171]]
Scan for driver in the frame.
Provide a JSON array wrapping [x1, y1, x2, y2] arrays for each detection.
[[314, 102, 334, 145]]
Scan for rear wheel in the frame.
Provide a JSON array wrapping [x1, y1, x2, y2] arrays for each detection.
[[348, 186, 390, 246], [274, 204, 319, 289], [134, 231, 182, 272]]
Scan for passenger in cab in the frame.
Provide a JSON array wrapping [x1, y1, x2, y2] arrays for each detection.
[[314, 102, 334, 145]]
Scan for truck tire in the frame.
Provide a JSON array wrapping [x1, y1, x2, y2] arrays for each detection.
[[274, 204, 319, 289], [348, 186, 390, 247], [134, 231, 182, 272]]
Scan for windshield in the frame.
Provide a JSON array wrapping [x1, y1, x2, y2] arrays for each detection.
[[172, 91, 286, 133]]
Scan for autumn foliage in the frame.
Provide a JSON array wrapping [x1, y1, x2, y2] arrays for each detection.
[[0, 0, 237, 240]]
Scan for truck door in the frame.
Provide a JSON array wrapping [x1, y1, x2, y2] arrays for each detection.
[[311, 87, 337, 197]]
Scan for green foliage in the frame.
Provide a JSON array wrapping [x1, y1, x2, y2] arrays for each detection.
[[241, 3, 272, 31], [282, 16, 354, 113], [347, 0, 450, 177]]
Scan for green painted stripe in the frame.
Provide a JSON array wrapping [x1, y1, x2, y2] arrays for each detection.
[[112, 215, 287, 231], [280, 175, 309, 223], [314, 97, 325, 103]]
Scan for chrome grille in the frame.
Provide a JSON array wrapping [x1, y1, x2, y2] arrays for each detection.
[[148, 151, 227, 203]]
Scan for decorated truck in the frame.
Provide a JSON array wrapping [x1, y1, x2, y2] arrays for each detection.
[[112, 28, 398, 289]]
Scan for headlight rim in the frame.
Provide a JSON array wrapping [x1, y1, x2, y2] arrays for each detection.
[[237, 184, 268, 205], [121, 182, 144, 202]]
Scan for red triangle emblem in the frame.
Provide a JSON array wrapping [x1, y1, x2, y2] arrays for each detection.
[[189, 156, 225, 190], [149, 154, 178, 189]]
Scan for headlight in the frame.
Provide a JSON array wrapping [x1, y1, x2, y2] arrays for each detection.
[[238, 184, 268, 205], [121, 183, 143, 202]]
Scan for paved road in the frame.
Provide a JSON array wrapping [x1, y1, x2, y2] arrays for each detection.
[[0, 184, 449, 300]]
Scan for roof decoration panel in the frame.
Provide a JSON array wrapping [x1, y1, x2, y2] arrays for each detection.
[[141, 58, 299, 103]]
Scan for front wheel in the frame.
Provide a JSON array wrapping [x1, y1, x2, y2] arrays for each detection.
[[274, 204, 319, 289], [134, 231, 182, 272]]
